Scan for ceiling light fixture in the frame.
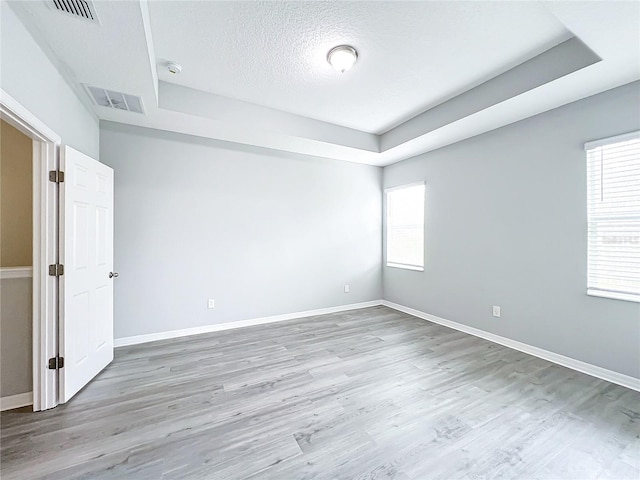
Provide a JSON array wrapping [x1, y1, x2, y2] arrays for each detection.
[[327, 45, 358, 73]]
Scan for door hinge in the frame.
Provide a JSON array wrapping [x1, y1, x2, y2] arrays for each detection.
[[48, 264, 64, 276], [49, 170, 65, 183], [48, 356, 64, 370]]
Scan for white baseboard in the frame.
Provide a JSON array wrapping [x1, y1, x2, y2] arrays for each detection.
[[382, 300, 640, 392], [115, 300, 384, 347], [0, 392, 33, 411]]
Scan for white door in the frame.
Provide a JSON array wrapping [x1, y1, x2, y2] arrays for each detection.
[[59, 146, 114, 402]]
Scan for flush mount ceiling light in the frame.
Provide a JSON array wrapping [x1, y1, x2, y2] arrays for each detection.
[[327, 45, 358, 73]]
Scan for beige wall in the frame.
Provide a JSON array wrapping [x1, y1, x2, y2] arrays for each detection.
[[1, 119, 32, 267]]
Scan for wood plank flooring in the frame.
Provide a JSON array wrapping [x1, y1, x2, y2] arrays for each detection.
[[1, 306, 639, 479]]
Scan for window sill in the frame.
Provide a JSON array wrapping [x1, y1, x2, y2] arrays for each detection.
[[386, 263, 424, 272], [587, 289, 640, 303]]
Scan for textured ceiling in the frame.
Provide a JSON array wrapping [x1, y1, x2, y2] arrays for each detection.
[[149, 1, 570, 134], [6, 0, 640, 166]]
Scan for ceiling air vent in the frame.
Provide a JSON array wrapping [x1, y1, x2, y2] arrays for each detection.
[[50, 0, 99, 24], [85, 86, 145, 114]]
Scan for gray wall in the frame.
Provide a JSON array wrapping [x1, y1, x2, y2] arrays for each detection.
[[100, 123, 382, 339], [383, 81, 640, 379], [1, 2, 99, 158], [0, 277, 33, 397]]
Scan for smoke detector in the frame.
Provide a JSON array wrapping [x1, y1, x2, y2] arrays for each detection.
[[84, 85, 145, 114], [166, 62, 182, 75], [49, 0, 100, 24]]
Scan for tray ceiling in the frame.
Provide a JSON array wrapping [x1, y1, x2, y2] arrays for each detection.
[[7, 0, 640, 166]]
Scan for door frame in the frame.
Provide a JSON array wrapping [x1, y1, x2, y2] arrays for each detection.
[[1, 89, 60, 411]]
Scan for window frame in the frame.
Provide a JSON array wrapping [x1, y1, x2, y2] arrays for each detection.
[[384, 181, 426, 272], [585, 130, 640, 303]]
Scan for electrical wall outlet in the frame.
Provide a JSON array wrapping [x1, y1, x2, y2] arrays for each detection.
[[492, 305, 501, 318], [344, 284, 350, 293], [208, 299, 215, 309]]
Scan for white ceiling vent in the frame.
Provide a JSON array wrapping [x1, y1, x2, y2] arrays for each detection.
[[85, 86, 145, 114], [50, 0, 99, 24]]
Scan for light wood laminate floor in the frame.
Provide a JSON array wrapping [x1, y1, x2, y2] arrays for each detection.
[[1, 306, 639, 479]]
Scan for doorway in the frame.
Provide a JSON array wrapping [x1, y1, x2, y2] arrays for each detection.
[[0, 119, 34, 410], [1, 89, 61, 411], [1, 89, 116, 412]]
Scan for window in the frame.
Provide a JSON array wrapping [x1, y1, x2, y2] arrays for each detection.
[[386, 182, 425, 271], [586, 131, 640, 302]]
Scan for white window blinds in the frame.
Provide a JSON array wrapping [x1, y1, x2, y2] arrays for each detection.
[[586, 131, 640, 302], [386, 182, 425, 271]]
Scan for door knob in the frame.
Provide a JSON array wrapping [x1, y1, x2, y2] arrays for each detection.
[[109, 272, 119, 278]]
